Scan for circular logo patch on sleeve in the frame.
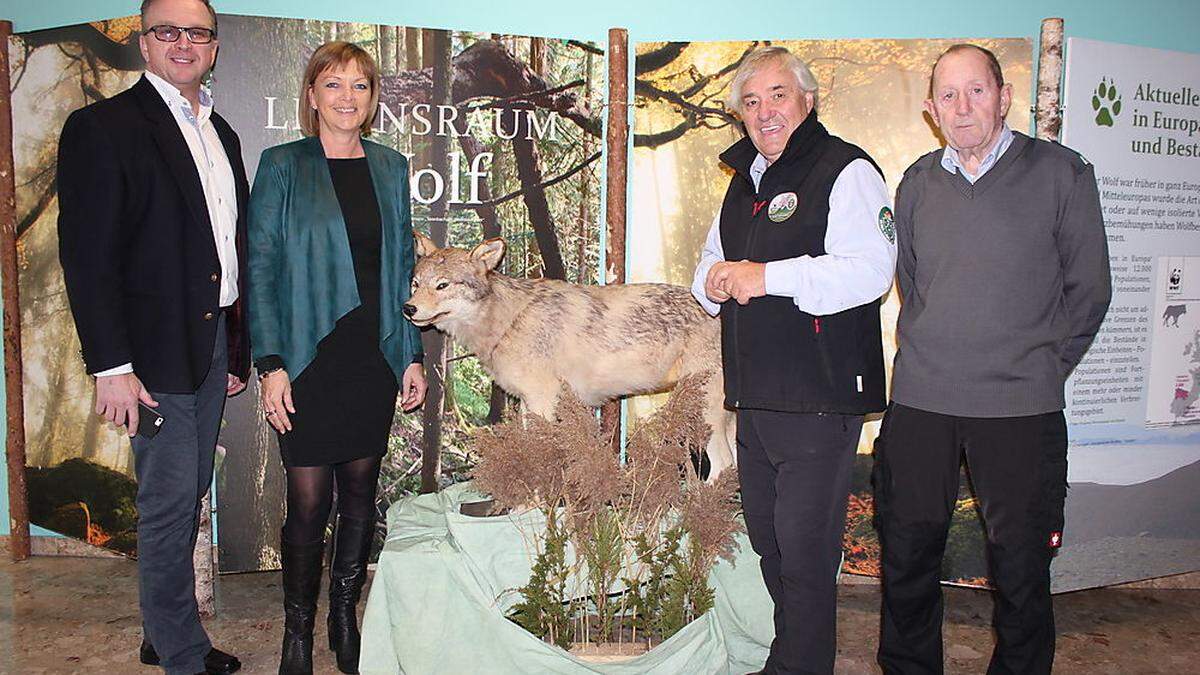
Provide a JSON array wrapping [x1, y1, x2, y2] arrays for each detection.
[[878, 206, 896, 244], [768, 192, 798, 222]]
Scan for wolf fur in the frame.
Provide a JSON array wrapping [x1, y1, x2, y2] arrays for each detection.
[[403, 234, 736, 478]]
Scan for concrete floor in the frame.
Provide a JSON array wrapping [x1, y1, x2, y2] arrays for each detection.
[[1, 554, 1198, 674]]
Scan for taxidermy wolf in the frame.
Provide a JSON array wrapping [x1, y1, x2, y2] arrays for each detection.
[[403, 234, 736, 479]]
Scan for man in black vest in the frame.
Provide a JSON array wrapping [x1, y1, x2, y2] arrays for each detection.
[[691, 47, 896, 674], [57, 1, 250, 672]]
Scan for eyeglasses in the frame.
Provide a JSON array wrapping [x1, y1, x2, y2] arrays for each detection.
[[143, 24, 217, 44]]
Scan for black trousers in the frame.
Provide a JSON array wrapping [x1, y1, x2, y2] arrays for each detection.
[[738, 409, 862, 675], [874, 403, 1068, 675]]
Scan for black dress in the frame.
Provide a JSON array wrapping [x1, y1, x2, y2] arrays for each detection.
[[265, 158, 400, 467]]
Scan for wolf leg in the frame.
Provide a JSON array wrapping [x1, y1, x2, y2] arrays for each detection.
[[705, 432, 734, 481], [703, 381, 736, 481], [725, 410, 737, 466], [518, 381, 563, 422]]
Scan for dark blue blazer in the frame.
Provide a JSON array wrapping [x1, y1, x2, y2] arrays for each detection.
[[57, 76, 252, 392]]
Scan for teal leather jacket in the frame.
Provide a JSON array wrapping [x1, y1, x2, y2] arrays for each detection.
[[246, 136, 422, 384]]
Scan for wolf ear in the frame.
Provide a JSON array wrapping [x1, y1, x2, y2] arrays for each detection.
[[414, 231, 438, 257], [471, 238, 506, 271]]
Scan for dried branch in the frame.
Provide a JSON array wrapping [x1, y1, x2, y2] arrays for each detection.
[[10, 42, 33, 92], [464, 79, 586, 113], [567, 40, 603, 57], [635, 42, 689, 75], [635, 79, 738, 127], [27, 24, 143, 71], [631, 46, 759, 148], [677, 42, 759, 98], [17, 181, 57, 239], [472, 375, 740, 647], [634, 117, 699, 149]]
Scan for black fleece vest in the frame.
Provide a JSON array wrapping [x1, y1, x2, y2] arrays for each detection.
[[717, 115, 887, 414]]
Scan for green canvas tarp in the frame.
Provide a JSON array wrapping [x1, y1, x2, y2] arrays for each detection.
[[360, 482, 782, 674]]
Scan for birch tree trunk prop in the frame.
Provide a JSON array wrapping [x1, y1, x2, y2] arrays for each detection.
[[1036, 18, 1065, 141], [600, 28, 628, 453], [0, 19, 31, 562], [218, 380, 284, 572], [193, 491, 215, 617]]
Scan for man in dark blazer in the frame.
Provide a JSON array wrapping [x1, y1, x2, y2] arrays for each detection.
[[56, 1, 249, 673]]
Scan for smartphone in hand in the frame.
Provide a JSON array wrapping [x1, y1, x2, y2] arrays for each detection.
[[137, 403, 165, 438]]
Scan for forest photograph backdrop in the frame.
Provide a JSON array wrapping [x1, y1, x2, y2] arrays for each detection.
[[9, 14, 604, 570]]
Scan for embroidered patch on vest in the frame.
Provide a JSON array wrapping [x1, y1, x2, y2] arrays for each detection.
[[767, 192, 798, 222], [878, 206, 896, 244]]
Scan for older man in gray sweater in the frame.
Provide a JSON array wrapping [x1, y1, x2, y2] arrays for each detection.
[[875, 44, 1111, 675]]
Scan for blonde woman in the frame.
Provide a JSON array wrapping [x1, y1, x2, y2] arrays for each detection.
[[247, 41, 426, 674]]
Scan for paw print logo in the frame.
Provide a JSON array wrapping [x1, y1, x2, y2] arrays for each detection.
[[1092, 77, 1122, 127]]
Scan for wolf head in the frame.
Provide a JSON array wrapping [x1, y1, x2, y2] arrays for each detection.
[[403, 233, 506, 330]]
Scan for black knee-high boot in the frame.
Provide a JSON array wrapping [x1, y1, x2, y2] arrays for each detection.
[[279, 538, 325, 675], [327, 515, 375, 674]]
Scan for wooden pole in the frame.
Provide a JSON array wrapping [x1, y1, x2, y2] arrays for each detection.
[[0, 19, 31, 562], [1036, 18, 1065, 141], [600, 28, 628, 453], [604, 28, 628, 288]]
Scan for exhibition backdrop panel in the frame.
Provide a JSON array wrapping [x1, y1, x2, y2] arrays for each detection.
[[8, 15, 605, 569], [1057, 38, 1200, 590], [212, 15, 604, 573], [15, 18, 1189, 591], [627, 38, 1035, 588], [10, 17, 147, 556]]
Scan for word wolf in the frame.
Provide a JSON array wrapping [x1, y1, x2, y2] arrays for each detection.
[[403, 234, 735, 478]]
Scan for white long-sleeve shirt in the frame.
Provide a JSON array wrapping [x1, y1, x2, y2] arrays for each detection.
[[691, 156, 896, 317]]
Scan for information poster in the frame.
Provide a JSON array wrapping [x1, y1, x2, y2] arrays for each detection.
[[1059, 38, 1200, 590], [1145, 256, 1200, 428]]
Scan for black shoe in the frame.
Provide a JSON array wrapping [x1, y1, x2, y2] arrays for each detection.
[[139, 641, 242, 674], [327, 515, 375, 674], [279, 538, 326, 675]]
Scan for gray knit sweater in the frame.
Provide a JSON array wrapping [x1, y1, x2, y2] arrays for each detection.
[[891, 132, 1112, 417]]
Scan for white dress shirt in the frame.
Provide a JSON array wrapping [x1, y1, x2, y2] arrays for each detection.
[[691, 156, 896, 317], [94, 72, 239, 377]]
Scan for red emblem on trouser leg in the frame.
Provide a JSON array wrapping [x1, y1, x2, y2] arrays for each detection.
[[1049, 531, 1062, 548]]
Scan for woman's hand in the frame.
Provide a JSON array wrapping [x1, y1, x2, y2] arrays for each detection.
[[260, 370, 295, 433], [400, 362, 427, 412]]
